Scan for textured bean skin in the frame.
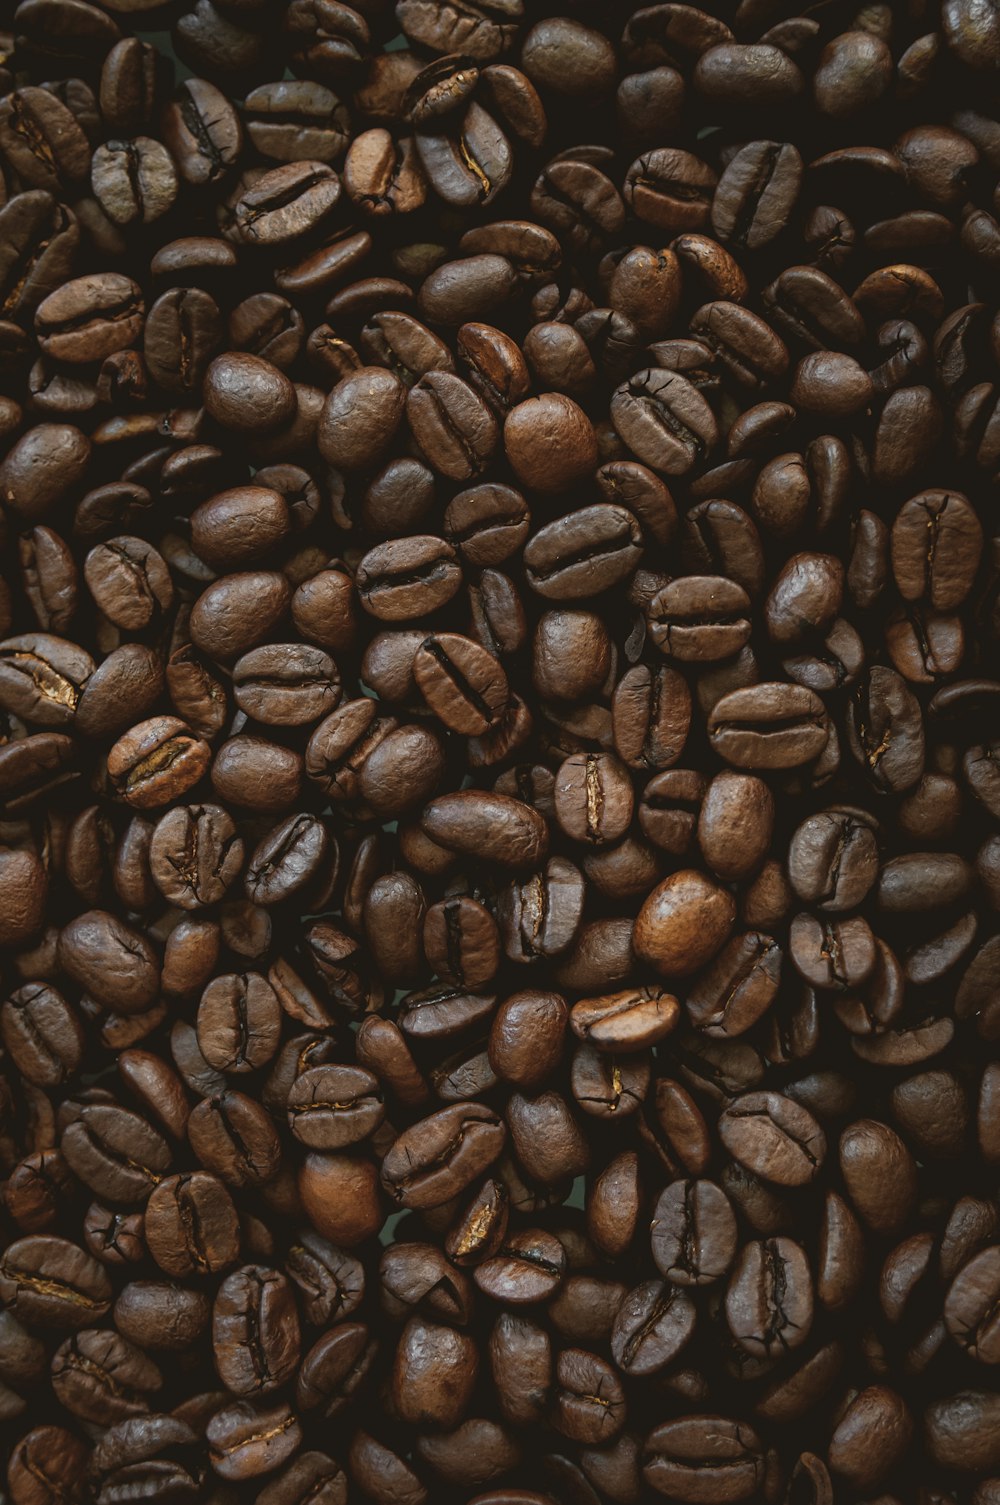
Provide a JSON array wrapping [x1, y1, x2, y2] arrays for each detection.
[[0, 10, 999, 1504]]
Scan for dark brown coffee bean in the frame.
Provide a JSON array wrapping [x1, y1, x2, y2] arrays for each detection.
[[708, 683, 829, 770], [381, 1104, 506, 1210], [1, 423, 92, 522], [726, 1236, 813, 1357], [524, 505, 643, 600], [712, 141, 803, 251], [422, 791, 548, 869], [891, 489, 982, 610], [356, 536, 462, 621], [0, 88, 91, 192], [634, 869, 736, 977], [555, 752, 634, 847], [107, 717, 211, 810], [652, 1178, 738, 1286], [719, 1091, 826, 1186], [407, 371, 499, 481], [207, 1397, 303, 1482], [144, 1172, 239, 1279], [213, 1265, 300, 1397], [197, 972, 282, 1074], [188, 1090, 282, 1190], [148, 804, 243, 910], [475, 1227, 566, 1305], [612, 368, 717, 475], [414, 632, 508, 735], [644, 1414, 765, 1501], [0, 1236, 112, 1328], [50, 1328, 162, 1427], [611, 1279, 696, 1375], [287, 1066, 384, 1151], [839, 1119, 917, 1233]]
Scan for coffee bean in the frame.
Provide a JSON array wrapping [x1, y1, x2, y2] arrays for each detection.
[[356, 535, 462, 621], [51, 1328, 162, 1427], [298, 1155, 382, 1249], [144, 1173, 239, 1279], [381, 1104, 506, 1209], [207, 1397, 303, 1481], [634, 869, 736, 977], [708, 683, 829, 769], [644, 1414, 765, 1501], [612, 368, 718, 474], [0, 1235, 112, 1329], [212, 1264, 300, 1397], [611, 1279, 696, 1375], [725, 1235, 813, 1357], [504, 393, 598, 492], [651, 1178, 738, 1285], [712, 140, 803, 251], [719, 1091, 826, 1186], [407, 370, 499, 481], [107, 717, 212, 810], [524, 505, 643, 599], [287, 1066, 384, 1151], [828, 1386, 913, 1492], [839, 1119, 917, 1233], [475, 1227, 566, 1304], [414, 631, 508, 734]]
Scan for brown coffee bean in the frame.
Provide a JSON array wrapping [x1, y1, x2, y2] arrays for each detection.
[[719, 1091, 826, 1186], [108, 718, 211, 810], [634, 870, 736, 977]]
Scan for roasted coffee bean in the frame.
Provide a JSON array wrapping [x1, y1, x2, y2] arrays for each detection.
[[414, 632, 508, 735], [356, 535, 462, 621], [212, 1265, 300, 1397], [61, 1104, 171, 1206], [207, 1396, 303, 1481], [713, 141, 803, 251], [708, 683, 829, 769], [475, 1227, 566, 1305], [58, 910, 160, 1015], [504, 393, 598, 493], [634, 869, 736, 977], [524, 505, 643, 600], [287, 1066, 384, 1151], [144, 1173, 239, 1279], [726, 1235, 813, 1357], [555, 752, 634, 846], [1, 985, 84, 1089], [1, 423, 92, 523], [612, 663, 690, 771], [381, 1104, 505, 1209], [644, 1414, 765, 1501], [611, 1279, 696, 1375], [651, 1178, 738, 1286], [647, 576, 751, 662], [188, 1090, 282, 1190], [612, 368, 717, 474], [50, 1329, 162, 1427], [719, 1091, 826, 1186], [551, 1347, 625, 1445], [197, 972, 282, 1075], [106, 717, 211, 812], [0, 1236, 112, 1329]]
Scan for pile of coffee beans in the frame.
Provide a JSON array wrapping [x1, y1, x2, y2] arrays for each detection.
[[3, 1, 1000, 1502]]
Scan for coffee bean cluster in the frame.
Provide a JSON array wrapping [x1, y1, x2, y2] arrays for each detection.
[[1, 1, 1000, 1502]]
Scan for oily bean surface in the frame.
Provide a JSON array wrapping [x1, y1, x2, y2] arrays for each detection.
[[0, 8, 999, 1503]]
